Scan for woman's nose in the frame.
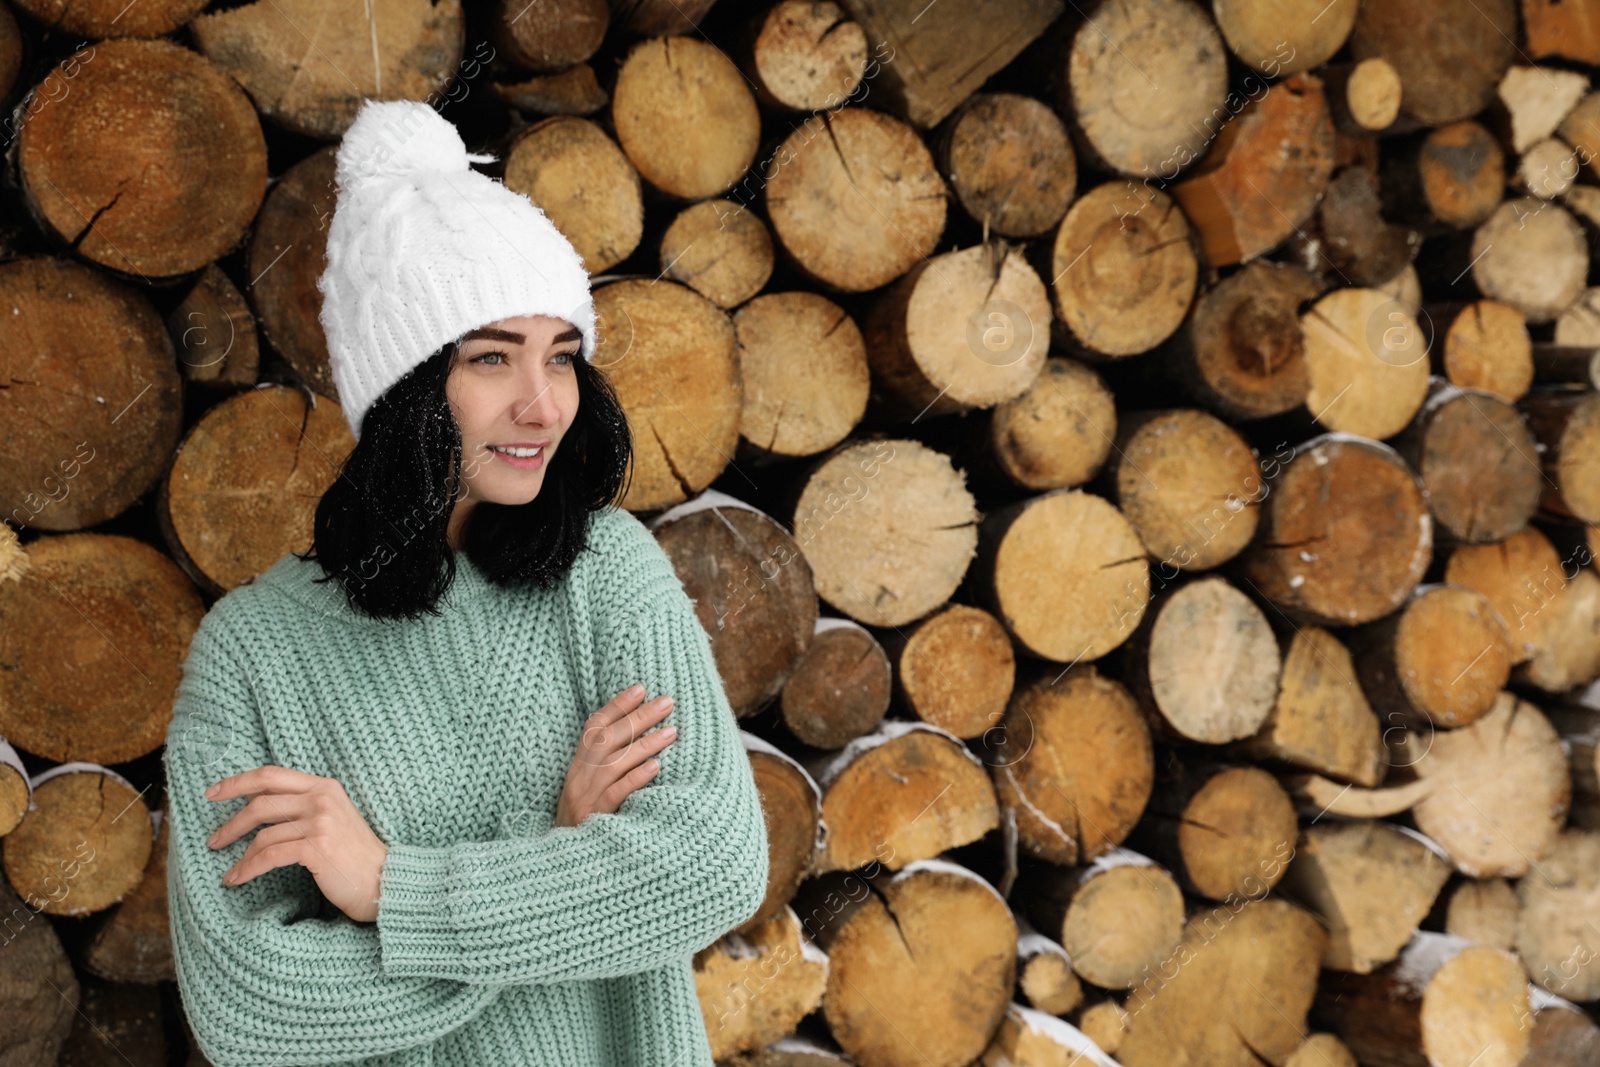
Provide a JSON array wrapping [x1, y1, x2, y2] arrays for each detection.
[[514, 371, 560, 426]]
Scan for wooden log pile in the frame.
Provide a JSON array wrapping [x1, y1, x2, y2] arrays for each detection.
[[4, 0, 1600, 1064]]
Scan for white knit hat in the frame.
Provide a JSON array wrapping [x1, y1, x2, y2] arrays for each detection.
[[317, 98, 597, 442]]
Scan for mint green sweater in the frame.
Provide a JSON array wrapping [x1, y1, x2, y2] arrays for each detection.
[[163, 505, 769, 1067]]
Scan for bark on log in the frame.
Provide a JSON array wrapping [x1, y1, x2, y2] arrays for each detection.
[[0, 878, 78, 1063]]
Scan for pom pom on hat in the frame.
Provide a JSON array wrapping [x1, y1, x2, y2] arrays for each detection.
[[317, 98, 597, 443]]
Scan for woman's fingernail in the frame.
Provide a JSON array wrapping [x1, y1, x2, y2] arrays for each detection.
[[204, 783, 219, 799], [629, 684, 645, 697], [661, 725, 677, 739]]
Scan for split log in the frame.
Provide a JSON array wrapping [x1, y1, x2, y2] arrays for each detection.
[[1048, 181, 1199, 359], [741, 1, 867, 114], [1118, 899, 1328, 1067], [934, 93, 1076, 239], [989, 668, 1154, 866], [1443, 877, 1519, 951], [763, 107, 947, 292], [777, 619, 890, 750], [247, 145, 339, 401], [1313, 934, 1529, 1067], [834, 0, 1062, 130], [1016, 915, 1082, 1016], [881, 603, 1015, 740], [1122, 577, 1280, 745], [1443, 524, 1570, 664], [1110, 409, 1261, 572], [502, 116, 643, 274], [0, 879, 78, 1063], [1235, 625, 1386, 789], [1162, 260, 1320, 421], [612, 35, 760, 200], [1277, 820, 1453, 974], [489, 0, 607, 72], [789, 439, 976, 628], [0, 535, 205, 765], [491, 64, 608, 115], [1059, 0, 1228, 179], [811, 860, 1017, 1067], [694, 906, 828, 1060], [1346, 583, 1513, 730], [17, 40, 266, 279], [1349, 0, 1517, 125], [741, 734, 822, 929], [1020, 849, 1184, 992], [1495, 64, 1589, 155], [1135, 764, 1297, 902], [1237, 434, 1432, 627], [190, 0, 468, 138], [1521, 387, 1600, 522], [167, 265, 261, 389], [0, 256, 183, 533], [663, 200, 775, 311], [158, 384, 352, 596], [1435, 299, 1533, 402], [1171, 72, 1337, 268], [1517, 828, 1600, 1000], [593, 278, 740, 511], [2, 765, 153, 916], [1471, 198, 1589, 324], [971, 488, 1149, 663], [1290, 690, 1569, 878], [1298, 286, 1432, 439], [83, 812, 173, 983], [649, 491, 818, 715], [1211, 0, 1357, 75], [805, 721, 998, 874], [1395, 382, 1542, 543], [862, 243, 1051, 420], [978, 1003, 1116, 1067], [960, 356, 1117, 493]]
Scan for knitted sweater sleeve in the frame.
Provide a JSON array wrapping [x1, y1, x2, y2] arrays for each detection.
[[164, 613, 501, 1067], [373, 534, 770, 984]]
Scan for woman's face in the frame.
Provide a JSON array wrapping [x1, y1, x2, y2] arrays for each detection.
[[446, 313, 582, 509]]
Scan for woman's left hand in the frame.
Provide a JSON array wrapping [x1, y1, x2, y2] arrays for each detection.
[[205, 766, 389, 924]]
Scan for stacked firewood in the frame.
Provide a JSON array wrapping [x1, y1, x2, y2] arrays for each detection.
[[4, 0, 1600, 1064]]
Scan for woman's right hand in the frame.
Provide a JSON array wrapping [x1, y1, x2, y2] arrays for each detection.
[[555, 684, 677, 828]]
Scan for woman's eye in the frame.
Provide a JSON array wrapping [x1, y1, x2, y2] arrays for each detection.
[[553, 351, 577, 366], [472, 350, 507, 366]]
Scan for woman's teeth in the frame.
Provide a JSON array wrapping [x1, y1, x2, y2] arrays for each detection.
[[490, 445, 542, 457]]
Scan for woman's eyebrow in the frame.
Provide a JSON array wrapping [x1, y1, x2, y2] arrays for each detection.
[[460, 326, 525, 344]]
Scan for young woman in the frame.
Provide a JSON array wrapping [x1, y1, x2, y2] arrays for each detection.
[[162, 101, 769, 1067]]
